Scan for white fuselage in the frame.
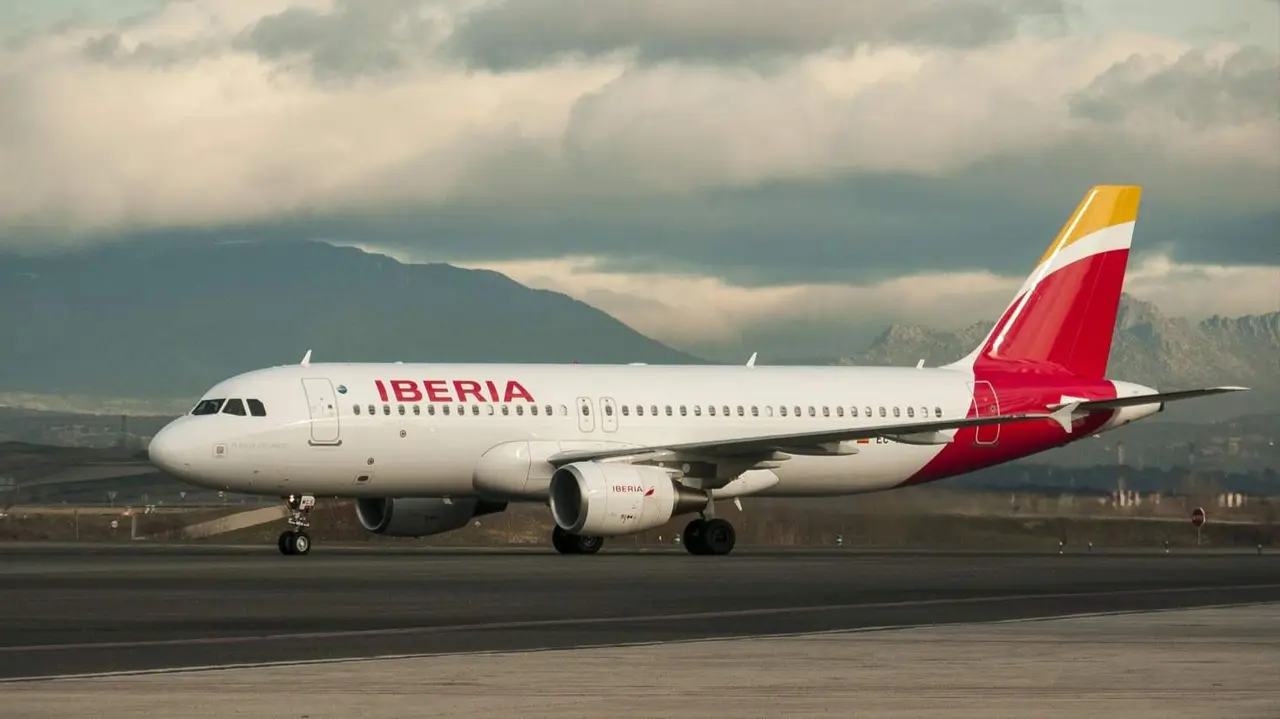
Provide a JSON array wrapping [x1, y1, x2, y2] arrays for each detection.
[[148, 362, 1007, 501]]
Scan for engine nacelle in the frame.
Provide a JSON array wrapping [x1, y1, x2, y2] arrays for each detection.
[[548, 462, 709, 536], [355, 497, 507, 537]]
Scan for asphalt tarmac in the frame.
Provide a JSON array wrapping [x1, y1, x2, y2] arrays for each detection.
[[0, 542, 1277, 682]]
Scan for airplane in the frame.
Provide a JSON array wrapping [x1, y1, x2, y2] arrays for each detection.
[[146, 185, 1246, 557]]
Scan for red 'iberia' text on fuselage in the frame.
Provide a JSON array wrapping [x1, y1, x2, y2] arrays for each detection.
[[375, 380, 535, 404]]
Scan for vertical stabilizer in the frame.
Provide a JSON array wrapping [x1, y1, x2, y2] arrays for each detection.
[[950, 185, 1142, 378]]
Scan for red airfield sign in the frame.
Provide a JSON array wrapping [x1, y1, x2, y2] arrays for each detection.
[[1191, 507, 1206, 528]]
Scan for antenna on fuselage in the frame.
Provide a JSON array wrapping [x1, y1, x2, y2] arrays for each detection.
[[746, 352, 757, 368], [300, 349, 312, 367], [916, 359, 925, 368]]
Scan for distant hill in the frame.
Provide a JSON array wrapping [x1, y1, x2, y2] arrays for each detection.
[[0, 240, 702, 406], [785, 295, 1279, 420]]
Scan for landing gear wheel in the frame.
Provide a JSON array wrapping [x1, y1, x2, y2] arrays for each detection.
[[278, 530, 294, 555], [683, 518, 708, 555], [291, 531, 311, 555], [701, 518, 735, 555], [574, 534, 603, 554], [551, 525, 604, 555], [684, 518, 735, 555]]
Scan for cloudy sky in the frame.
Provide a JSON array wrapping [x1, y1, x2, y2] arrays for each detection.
[[1, 0, 1277, 360]]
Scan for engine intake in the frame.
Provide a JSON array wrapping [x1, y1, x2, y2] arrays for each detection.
[[549, 462, 708, 536], [355, 497, 507, 537]]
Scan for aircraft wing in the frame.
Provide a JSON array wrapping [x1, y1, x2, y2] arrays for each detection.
[[547, 405, 1078, 466], [1049, 386, 1248, 412]]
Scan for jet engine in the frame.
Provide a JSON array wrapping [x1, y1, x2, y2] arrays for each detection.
[[355, 497, 507, 537], [548, 462, 709, 536]]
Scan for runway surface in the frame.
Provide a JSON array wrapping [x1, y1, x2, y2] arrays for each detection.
[[0, 542, 1277, 681]]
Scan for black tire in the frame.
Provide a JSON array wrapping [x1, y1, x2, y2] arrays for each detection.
[[292, 531, 312, 556], [278, 530, 295, 556], [701, 519, 736, 555], [551, 526, 577, 554], [683, 519, 707, 555], [574, 534, 603, 554]]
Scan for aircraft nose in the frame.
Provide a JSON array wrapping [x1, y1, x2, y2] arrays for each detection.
[[148, 424, 192, 477]]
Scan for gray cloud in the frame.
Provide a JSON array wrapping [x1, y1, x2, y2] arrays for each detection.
[[449, 0, 1067, 69], [235, 0, 438, 79], [1071, 46, 1280, 127]]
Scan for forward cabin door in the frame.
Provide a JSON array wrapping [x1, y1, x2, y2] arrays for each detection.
[[576, 396, 596, 433], [968, 380, 999, 446], [599, 397, 618, 433], [302, 378, 341, 445]]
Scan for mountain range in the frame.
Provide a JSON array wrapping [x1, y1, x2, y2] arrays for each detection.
[[1, 239, 1275, 419], [0, 240, 699, 411]]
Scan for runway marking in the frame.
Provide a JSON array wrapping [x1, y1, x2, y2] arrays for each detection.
[[2, 599, 1274, 684]]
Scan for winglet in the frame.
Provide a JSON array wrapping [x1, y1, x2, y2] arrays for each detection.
[[300, 349, 312, 367], [1049, 402, 1080, 433], [746, 352, 757, 368]]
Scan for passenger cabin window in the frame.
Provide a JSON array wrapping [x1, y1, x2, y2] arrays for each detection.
[[907, 407, 915, 418], [222, 398, 247, 416], [247, 399, 267, 417], [368, 404, 376, 415], [398, 405, 406, 416], [413, 405, 421, 416], [191, 399, 224, 415], [934, 406, 943, 417], [354, 404, 362, 415]]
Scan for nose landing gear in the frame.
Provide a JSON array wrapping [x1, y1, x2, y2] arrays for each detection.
[[278, 494, 315, 556]]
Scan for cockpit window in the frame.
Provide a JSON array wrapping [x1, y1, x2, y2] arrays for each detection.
[[191, 399, 225, 415], [247, 399, 267, 417], [222, 398, 247, 416]]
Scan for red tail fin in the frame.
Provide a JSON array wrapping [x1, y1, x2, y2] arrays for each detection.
[[951, 185, 1142, 378]]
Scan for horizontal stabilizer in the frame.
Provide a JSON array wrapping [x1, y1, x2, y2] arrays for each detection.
[[1050, 386, 1249, 412]]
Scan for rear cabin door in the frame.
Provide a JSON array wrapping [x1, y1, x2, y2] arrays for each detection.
[[302, 378, 341, 445], [576, 396, 596, 433], [968, 380, 999, 446]]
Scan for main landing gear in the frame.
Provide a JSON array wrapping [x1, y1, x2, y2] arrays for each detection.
[[551, 525, 603, 555], [278, 494, 315, 556], [682, 517, 736, 555]]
